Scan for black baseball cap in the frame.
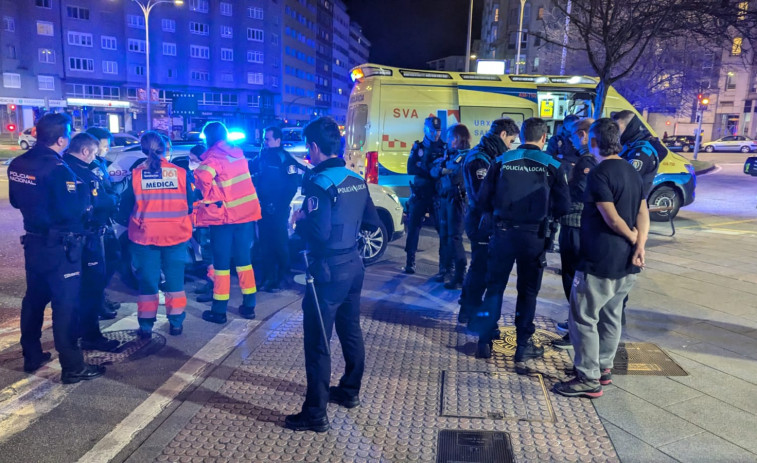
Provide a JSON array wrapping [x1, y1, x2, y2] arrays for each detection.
[[425, 116, 441, 130]]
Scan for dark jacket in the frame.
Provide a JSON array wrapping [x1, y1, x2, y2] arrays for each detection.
[[619, 115, 659, 197], [464, 133, 506, 209], [562, 148, 597, 228], [64, 153, 118, 229], [249, 146, 302, 217], [546, 125, 579, 164], [407, 136, 445, 193]]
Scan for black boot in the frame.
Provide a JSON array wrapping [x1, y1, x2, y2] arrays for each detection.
[[444, 259, 466, 289], [514, 338, 545, 362], [403, 254, 416, 274]]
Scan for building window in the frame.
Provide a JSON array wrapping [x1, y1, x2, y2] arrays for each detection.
[[127, 15, 145, 29], [703, 53, 714, 69], [537, 7, 544, 20], [6, 45, 16, 59], [3, 73, 21, 88], [732, 37, 743, 56], [220, 48, 233, 61], [726, 71, 737, 90], [200, 92, 238, 106], [67, 84, 120, 99], [247, 28, 264, 42], [248, 95, 260, 108], [69, 57, 95, 72], [37, 21, 54, 36], [163, 42, 177, 56], [162, 19, 175, 32], [248, 7, 264, 19], [38, 75, 55, 91], [38, 48, 55, 63], [68, 31, 93, 47], [191, 70, 210, 81], [2, 16, 14, 32], [102, 61, 118, 74], [134, 65, 145, 76], [221, 73, 234, 82], [247, 50, 264, 63], [220, 2, 232, 15], [521, 29, 528, 49], [221, 26, 233, 38], [101, 36, 117, 50], [189, 22, 209, 35], [190, 45, 210, 59], [67, 6, 90, 20], [247, 72, 264, 85], [272, 33, 279, 45], [167, 69, 174, 78], [189, 0, 209, 13], [35, 0, 51, 8], [128, 39, 146, 53]]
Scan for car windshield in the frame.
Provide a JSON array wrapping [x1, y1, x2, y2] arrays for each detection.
[[282, 131, 303, 142]]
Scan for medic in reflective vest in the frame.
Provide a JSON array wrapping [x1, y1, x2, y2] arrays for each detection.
[[194, 122, 262, 324], [118, 132, 194, 338]]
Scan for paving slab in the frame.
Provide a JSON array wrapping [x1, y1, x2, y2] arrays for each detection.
[[610, 376, 703, 408], [672, 343, 757, 384], [658, 431, 757, 463], [600, 420, 680, 463]]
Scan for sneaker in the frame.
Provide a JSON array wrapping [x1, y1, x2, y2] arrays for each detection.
[[23, 352, 52, 373], [284, 412, 330, 432], [81, 337, 120, 352], [328, 387, 360, 408], [61, 364, 106, 385], [599, 368, 613, 385], [553, 376, 603, 399], [202, 310, 227, 324], [238, 305, 256, 320], [403, 264, 416, 274], [556, 321, 569, 333], [552, 333, 573, 350], [475, 341, 492, 359], [514, 339, 544, 362]]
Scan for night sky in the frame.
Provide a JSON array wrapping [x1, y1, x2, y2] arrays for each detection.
[[344, 0, 484, 69]]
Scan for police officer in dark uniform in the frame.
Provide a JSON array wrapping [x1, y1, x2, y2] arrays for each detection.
[[612, 110, 660, 198], [403, 116, 446, 275], [249, 126, 302, 292], [459, 118, 519, 323], [285, 117, 380, 433], [475, 118, 571, 362], [546, 115, 580, 164], [431, 124, 472, 289], [9, 113, 105, 383], [63, 133, 121, 352]]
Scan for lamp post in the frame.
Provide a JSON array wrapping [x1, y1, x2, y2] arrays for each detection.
[[131, 0, 183, 131], [514, 0, 527, 75], [465, 0, 474, 72]]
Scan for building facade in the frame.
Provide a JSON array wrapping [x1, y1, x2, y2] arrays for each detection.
[[0, 0, 369, 137]]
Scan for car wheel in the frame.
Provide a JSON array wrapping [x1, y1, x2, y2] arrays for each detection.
[[682, 144, 691, 152], [20, 141, 29, 150], [705, 145, 715, 153], [648, 186, 681, 222], [741, 146, 751, 153], [358, 221, 387, 265]]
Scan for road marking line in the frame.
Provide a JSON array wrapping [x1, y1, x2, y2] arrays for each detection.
[[678, 218, 757, 230], [78, 318, 257, 463], [0, 314, 150, 445]]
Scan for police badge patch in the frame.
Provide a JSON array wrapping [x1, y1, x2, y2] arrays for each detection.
[[288, 165, 298, 175], [631, 159, 643, 171], [307, 196, 319, 212], [476, 168, 487, 180]]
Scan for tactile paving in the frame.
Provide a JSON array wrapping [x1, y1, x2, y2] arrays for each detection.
[[84, 330, 166, 365], [613, 342, 688, 376], [158, 271, 619, 462]]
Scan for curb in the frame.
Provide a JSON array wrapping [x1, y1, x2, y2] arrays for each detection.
[[695, 164, 717, 175]]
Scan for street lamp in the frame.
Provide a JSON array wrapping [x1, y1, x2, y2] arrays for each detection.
[[514, 0, 527, 75], [131, 0, 183, 130], [465, 0, 474, 72]]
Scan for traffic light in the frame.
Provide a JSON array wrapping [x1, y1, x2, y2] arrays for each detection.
[[6, 123, 16, 132], [8, 104, 16, 111]]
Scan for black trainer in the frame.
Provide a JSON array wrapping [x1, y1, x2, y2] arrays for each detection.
[[81, 337, 120, 352], [104, 295, 121, 312], [238, 305, 256, 320], [202, 310, 227, 324], [61, 364, 106, 385], [475, 341, 492, 359], [514, 339, 544, 362], [403, 257, 416, 274], [328, 387, 360, 408], [23, 352, 52, 373], [284, 412, 330, 432], [552, 333, 573, 350]]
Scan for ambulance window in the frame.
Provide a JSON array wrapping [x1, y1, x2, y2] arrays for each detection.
[[347, 104, 368, 150]]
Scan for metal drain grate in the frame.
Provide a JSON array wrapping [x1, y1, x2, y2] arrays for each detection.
[[437, 430, 515, 463], [612, 342, 688, 376], [440, 370, 556, 422], [83, 330, 166, 365]]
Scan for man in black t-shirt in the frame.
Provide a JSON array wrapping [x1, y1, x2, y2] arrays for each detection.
[[554, 119, 649, 399]]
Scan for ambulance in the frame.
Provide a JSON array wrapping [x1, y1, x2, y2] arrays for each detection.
[[343, 64, 696, 221]]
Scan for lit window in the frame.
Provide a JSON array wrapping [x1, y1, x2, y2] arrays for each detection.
[[37, 21, 54, 36], [38, 48, 56, 63], [732, 37, 743, 55]]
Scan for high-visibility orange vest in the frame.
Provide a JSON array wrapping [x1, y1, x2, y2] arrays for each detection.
[[194, 141, 262, 226], [128, 159, 193, 246]]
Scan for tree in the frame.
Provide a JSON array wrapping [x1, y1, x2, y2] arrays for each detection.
[[535, 0, 756, 118]]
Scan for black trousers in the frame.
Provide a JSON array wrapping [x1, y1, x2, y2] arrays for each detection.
[[461, 241, 488, 316], [479, 228, 547, 346], [258, 212, 290, 284], [559, 225, 581, 302], [20, 235, 85, 371], [302, 251, 365, 419], [80, 234, 107, 341], [404, 191, 439, 258], [438, 196, 466, 274]]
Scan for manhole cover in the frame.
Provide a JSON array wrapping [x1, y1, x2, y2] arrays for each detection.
[[440, 370, 556, 422], [492, 326, 563, 358], [83, 330, 166, 365], [437, 430, 515, 463], [613, 342, 687, 376]]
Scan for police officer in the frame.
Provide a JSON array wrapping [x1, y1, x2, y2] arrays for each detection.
[[404, 116, 446, 275], [63, 133, 120, 352], [546, 115, 580, 163], [475, 118, 571, 362], [249, 126, 302, 292], [459, 118, 519, 323], [9, 113, 105, 383], [285, 117, 380, 433], [431, 124, 471, 290], [612, 110, 660, 198]]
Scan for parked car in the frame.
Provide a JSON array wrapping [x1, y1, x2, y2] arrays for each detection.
[[18, 128, 36, 150], [663, 135, 696, 153], [281, 127, 308, 158], [112, 133, 140, 148], [701, 135, 757, 153]]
